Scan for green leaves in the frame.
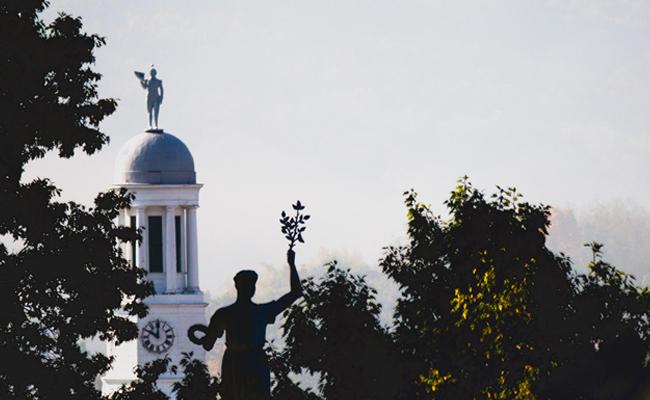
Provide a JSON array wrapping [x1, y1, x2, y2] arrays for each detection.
[[383, 178, 650, 399]]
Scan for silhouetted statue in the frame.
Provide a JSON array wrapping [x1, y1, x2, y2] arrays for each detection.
[[134, 66, 164, 129], [189, 249, 303, 400]]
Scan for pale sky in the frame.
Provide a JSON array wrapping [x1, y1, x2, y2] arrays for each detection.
[[29, 0, 650, 297]]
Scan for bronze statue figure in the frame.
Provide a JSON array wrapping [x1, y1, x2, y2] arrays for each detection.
[[134, 66, 164, 130], [189, 249, 303, 400], [189, 201, 309, 399]]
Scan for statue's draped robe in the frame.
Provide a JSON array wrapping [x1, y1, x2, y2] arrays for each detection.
[[209, 301, 285, 400]]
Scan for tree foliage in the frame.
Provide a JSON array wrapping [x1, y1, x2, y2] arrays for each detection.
[[548, 242, 650, 399], [273, 262, 401, 400], [267, 343, 320, 400], [172, 353, 221, 400], [381, 178, 650, 399], [0, 1, 150, 398], [108, 358, 171, 400]]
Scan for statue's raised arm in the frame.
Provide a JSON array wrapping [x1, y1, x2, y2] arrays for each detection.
[[273, 249, 303, 311]]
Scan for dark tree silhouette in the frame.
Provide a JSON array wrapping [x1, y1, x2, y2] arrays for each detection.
[[172, 353, 221, 400], [278, 262, 401, 400], [109, 358, 171, 400], [381, 178, 650, 399], [547, 242, 650, 399], [109, 353, 220, 400], [266, 344, 320, 400], [0, 2, 151, 399]]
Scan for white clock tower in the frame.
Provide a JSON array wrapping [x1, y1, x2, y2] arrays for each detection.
[[99, 129, 207, 397]]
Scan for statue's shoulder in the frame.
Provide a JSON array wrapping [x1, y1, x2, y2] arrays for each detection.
[[212, 303, 234, 317], [220, 303, 236, 312]]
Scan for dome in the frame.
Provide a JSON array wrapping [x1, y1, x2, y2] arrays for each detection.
[[115, 130, 196, 184]]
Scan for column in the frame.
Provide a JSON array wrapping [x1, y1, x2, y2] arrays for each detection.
[[135, 207, 148, 271], [125, 209, 134, 266], [164, 206, 177, 293], [118, 208, 127, 262], [186, 205, 199, 292], [118, 208, 126, 226], [180, 209, 188, 287]]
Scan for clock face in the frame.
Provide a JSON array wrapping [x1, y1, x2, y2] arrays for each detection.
[[141, 319, 175, 354]]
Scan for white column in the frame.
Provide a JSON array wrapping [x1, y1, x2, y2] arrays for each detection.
[[180, 209, 188, 287], [164, 206, 177, 293], [125, 209, 133, 266], [186, 205, 199, 292], [118, 208, 127, 261], [135, 207, 148, 271], [118, 208, 126, 226]]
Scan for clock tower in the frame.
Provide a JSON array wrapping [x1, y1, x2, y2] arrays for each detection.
[[99, 129, 207, 397]]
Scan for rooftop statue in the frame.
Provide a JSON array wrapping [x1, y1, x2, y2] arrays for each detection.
[[134, 66, 164, 130]]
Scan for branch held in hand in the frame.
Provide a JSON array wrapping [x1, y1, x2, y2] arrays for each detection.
[[280, 200, 310, 250]]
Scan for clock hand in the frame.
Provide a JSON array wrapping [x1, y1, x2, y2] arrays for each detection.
[[144, 325, 160, 339], [144, 327, 159, 339]]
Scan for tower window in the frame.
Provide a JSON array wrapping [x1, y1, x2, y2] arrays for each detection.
[[175, 215, 182, 272], [148, 216, 163, 272], [130, 216, 136, 267]]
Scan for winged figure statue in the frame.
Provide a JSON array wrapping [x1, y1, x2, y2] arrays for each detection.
[[134, 67, 164, 130]]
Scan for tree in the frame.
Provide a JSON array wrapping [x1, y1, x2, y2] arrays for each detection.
[[381, 178, 650, 399], [267, 343, 320, 400], [0, 1, 151, 398], [547, 243, 650, 399], [381, 180, 570, 399], [109, 353, 221, 400], [172, 353, 221, 400], [278, 262, 401, 400], [109, 359, 171, 400]]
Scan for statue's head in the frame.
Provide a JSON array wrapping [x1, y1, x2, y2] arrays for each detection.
[[150, 67, 157, 78], [234, 270, 258, 300]]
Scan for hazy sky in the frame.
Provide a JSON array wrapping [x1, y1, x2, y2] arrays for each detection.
[[29, 0, 650, 296]]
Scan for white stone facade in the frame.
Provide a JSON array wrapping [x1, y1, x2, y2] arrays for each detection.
[[99, 131, 208, 398]]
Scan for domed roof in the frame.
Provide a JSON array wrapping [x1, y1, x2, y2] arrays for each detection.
[[115, 130, 196, 184]]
